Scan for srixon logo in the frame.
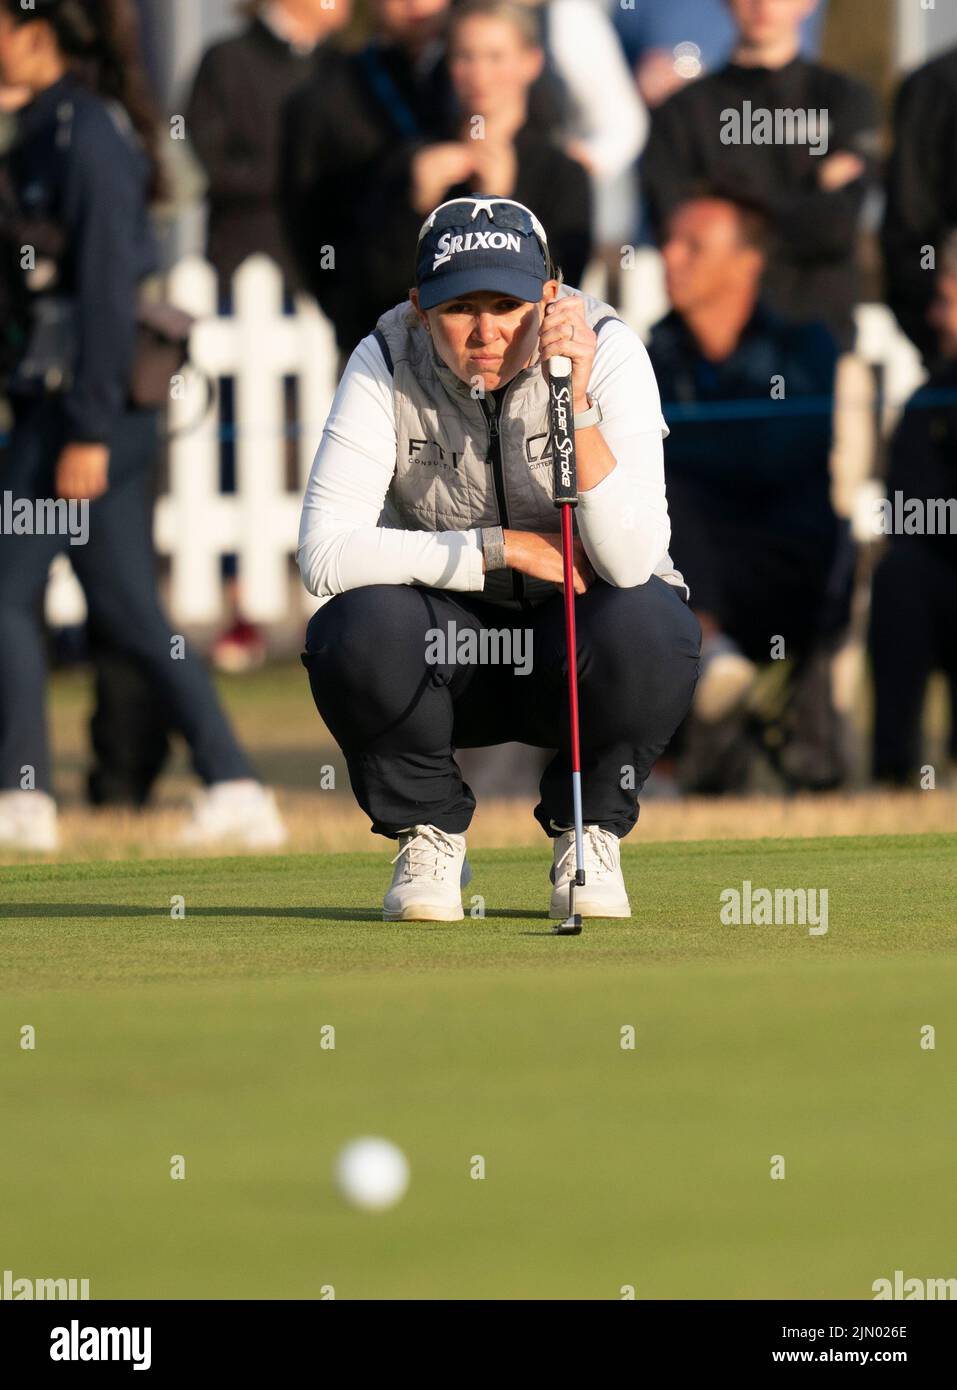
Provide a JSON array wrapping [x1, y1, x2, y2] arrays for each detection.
[[432, 229, 522, 269]]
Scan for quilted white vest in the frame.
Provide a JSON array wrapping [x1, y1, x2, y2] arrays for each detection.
[[374, 284, 649, 607]]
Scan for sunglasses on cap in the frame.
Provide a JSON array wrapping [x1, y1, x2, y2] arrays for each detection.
[[417, 196, 549, 258]]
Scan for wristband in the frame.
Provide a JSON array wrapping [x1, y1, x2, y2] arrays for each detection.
[[574, 396, 603, 430], [480, 525, 506, 573]]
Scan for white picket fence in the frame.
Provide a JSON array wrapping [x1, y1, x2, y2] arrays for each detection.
[[44, 250, 926, 630]]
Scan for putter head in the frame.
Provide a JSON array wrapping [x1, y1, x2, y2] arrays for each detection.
[[552, 873, 583, 935], [553, 914, 582, 937]]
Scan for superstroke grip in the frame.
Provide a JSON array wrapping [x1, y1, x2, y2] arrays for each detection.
[[548, 354, 577, 505]]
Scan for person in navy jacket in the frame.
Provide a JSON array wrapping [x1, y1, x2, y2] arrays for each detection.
[[0, 0, 284, 852]]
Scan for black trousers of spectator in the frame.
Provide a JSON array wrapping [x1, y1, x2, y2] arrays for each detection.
[[87, 635, 172, 806], [665, 478, 847, 660], [301, 577, 701, 840], [664, 479, 854, 793], [869, 542, 957, 784], [0, 399, 255, 795]]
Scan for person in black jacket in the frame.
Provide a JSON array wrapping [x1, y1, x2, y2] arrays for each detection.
[[186, 1, 351, 672], [280, 0, 454, 358], [185, 0, 350, 292], [868, 237, 957, 785], [0, 157, 43, 378], [0, 0, 285, 852], [882, 45, 957, 366], [360, 0, 591, 319], [280, 0, 572, 358], [642, 0, 879, 351], [650, 192, 851, 790]]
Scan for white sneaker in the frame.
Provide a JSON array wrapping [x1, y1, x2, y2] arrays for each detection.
[[549, 824, 631, 919], [694, 635, 757, 723], [178, 780, 287, 850], [0, 790, 59, 852], [383, 824, 472, 922]]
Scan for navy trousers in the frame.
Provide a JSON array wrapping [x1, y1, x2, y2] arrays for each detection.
[[0, 399, 254, 794], [302, 576, 701, 839], [869, 541, 957, 784]]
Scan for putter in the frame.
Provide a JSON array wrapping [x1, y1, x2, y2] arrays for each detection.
[[548, 354, 584, 936]]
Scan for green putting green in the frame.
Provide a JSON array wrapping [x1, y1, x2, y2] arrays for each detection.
[[1, 834, 955, 1299]]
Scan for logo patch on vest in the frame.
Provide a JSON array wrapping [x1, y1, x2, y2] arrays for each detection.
[[525, 433, 554, 468], [408, 438, 462, 469]]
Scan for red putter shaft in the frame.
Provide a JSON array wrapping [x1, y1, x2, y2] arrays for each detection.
[[548, 351, 585, 935], [561, 503, 581, 780]]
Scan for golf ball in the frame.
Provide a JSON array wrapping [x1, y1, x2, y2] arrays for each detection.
[[334, 1137, 410, 1211]]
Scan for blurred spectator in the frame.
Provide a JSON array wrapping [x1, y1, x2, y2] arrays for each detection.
[[642, 0, 878, 350], [185, 0, 350, 292], [869, 233, 957, 786], [514, 0, 648, 247], [614, 0, 827, 109], [187, 2, 351, 677], [882, 45, 957, 366], [650, 193, 851, 791], [0, 150, 41, 379], [85, 635, 173, 807], [0, 0, 285, 851], [281, 0, 454, 357], [2, 80, 165, 807], [362, 0, 592, 315]]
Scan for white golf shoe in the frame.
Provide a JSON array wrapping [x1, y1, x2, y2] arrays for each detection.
[[178, 780, 287, 850], [549, 824, 631, 919], [0, 790, 59, 852], [383, 824, 472, 922]]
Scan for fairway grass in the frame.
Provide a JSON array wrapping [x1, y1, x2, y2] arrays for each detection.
[[1, 834, 955, 1300]]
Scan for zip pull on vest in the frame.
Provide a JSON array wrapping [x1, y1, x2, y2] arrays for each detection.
[[483, 392, 499, 465]]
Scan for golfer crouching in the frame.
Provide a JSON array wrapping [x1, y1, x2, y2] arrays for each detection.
[[298, 196, 701, 922]]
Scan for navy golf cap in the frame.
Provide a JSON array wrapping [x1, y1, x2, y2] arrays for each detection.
[[415, 196, 550, 310]]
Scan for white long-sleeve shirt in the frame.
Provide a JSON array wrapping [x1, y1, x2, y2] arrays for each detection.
[[546, 0, 648, 244], [297, 318, 686, 607], [548, 0, 648, 182]]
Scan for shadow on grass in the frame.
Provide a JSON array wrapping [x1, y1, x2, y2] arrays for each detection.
[[0, 903, 540, 924]]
